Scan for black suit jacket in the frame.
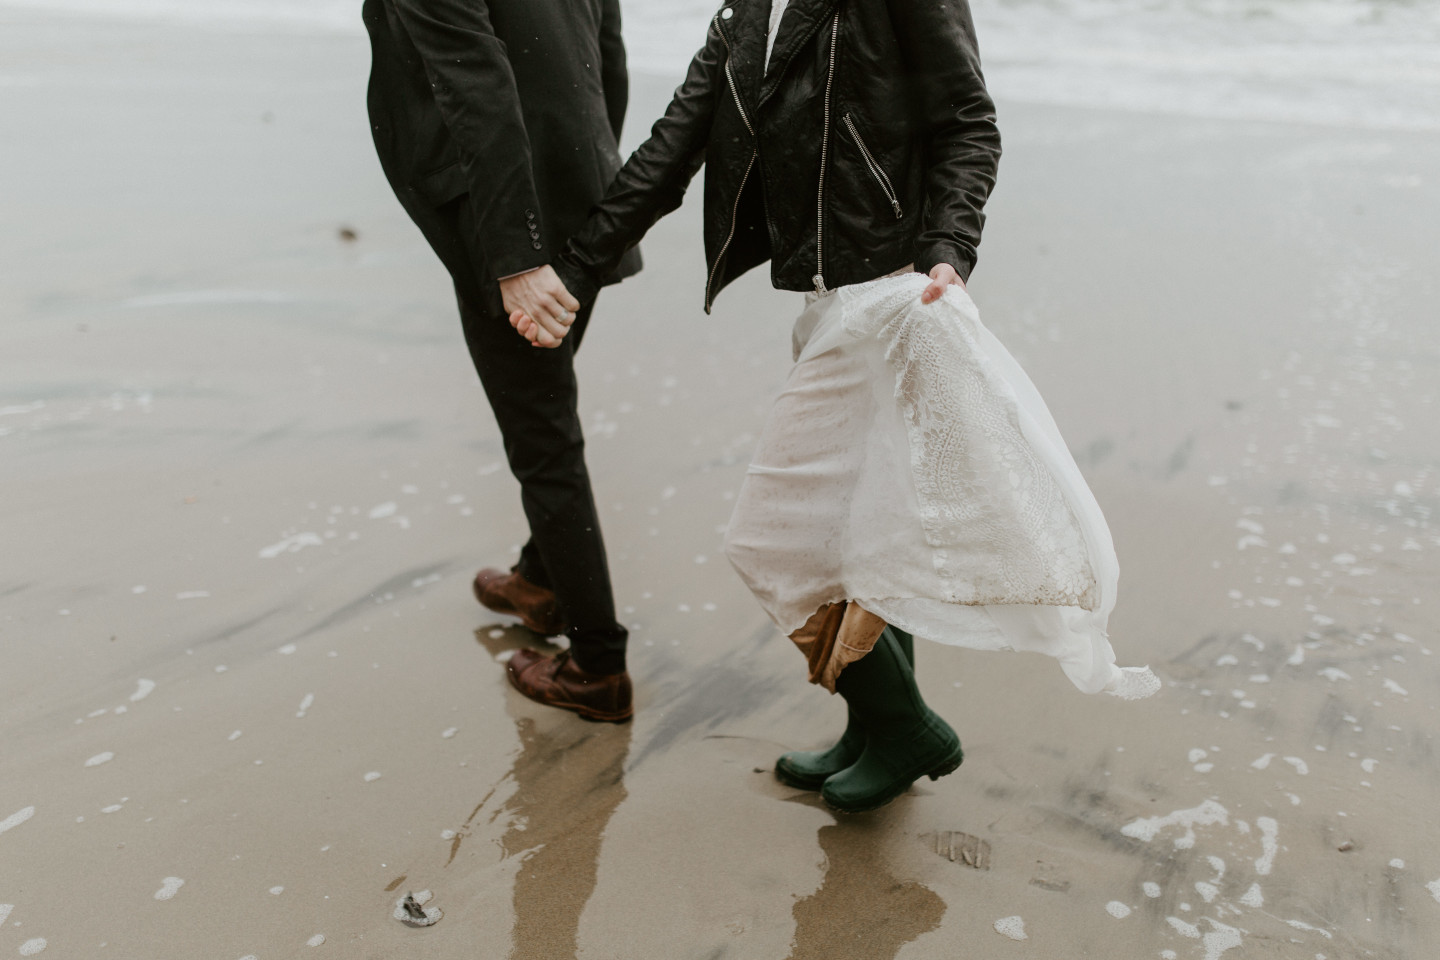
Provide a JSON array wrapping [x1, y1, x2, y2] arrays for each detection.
[[364, 0, 642, 312]]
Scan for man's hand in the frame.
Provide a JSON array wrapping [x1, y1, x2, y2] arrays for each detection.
[[500, 266, 580, 348], [920, 262, 965, 304]]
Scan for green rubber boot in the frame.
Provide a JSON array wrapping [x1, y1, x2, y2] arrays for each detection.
[[820, 627, 961, 813], [774, 629, 915, 791]]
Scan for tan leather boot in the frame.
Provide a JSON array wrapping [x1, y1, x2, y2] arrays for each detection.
[[472, 567, 568, 636], [506, 649, 633, 723]]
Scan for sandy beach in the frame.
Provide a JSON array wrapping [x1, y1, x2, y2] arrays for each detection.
[[2, 8, 1439, 959]]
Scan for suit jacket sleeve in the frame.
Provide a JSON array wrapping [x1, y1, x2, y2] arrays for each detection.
[[554, 18, 723, 304], [388, 0, 548, 280], [599, 0, 628, 143], [887, 0, 1001, 282]]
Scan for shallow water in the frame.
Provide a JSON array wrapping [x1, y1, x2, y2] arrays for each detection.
[[4, 0, 1438, 128], [2, 9, 1439, 960]]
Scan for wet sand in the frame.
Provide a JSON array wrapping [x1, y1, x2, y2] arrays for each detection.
[[2, 10, 1439, 959]]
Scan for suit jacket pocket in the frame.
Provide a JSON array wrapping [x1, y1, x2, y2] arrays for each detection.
[[414, 160, 467, 207]]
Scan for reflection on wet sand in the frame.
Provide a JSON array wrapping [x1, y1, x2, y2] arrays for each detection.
[[786, 802, 945, 960], [475, 626, 633, 960]]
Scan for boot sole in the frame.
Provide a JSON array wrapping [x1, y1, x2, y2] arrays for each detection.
[[773, 761, 831, 792], [822, 745, 964, 814], [505, 672, 633, 724], [574, 706, 634, 724], [472, 583, 568, 637], [519, 693, 633, 724]]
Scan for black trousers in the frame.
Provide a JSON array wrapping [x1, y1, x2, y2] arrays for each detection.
[[440, 202, 628, 675]]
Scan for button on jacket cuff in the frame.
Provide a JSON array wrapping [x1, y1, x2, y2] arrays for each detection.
[[465, 183, 548, 278]]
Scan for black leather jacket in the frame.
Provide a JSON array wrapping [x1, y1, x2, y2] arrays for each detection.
[[557, 0, 1000, 313]]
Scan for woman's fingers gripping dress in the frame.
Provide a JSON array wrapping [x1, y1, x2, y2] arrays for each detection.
[[920, 262, 965, 304]]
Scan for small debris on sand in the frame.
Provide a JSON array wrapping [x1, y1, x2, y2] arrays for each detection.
[[395, 890, 442, 927]]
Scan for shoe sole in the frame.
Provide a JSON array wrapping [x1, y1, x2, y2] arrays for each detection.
[[575, 707, 634, 724], [822, 745, 964, 814], [496, 611, 569, 638], [505, 671, 633, 724]]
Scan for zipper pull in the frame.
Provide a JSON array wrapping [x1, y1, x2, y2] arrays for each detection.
[[813, 274, 828, 296], [891, 200, 903, 219]]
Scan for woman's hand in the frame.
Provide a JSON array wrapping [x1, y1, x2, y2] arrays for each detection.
[[509, 310, 547, 346], [500, 266, 579, 348], [920, 263, 965, 304]]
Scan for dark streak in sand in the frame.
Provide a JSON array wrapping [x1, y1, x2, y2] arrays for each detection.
[[290, 561, 456, 641], [363, 418, 424, 441], [102, 605, 289, 692], [626, 633, 789, 773], [201, 606, 287, 648], [235, 419, 303, 448], [1164, 433, 1195, 477]]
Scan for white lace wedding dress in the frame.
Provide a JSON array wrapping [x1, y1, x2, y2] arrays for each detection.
[[723, 273, 1159, 699]]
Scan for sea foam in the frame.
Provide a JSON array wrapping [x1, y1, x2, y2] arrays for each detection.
[[0, 806, 35, 835], [1122, 799, 1228, 849]]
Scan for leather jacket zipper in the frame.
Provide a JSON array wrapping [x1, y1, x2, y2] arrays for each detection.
[[723, 66, 754, 137], [842, 114, 902, 219], [706, 150, 757, 313], [812, 10, 840, 296], [707, 15, 759, 313]]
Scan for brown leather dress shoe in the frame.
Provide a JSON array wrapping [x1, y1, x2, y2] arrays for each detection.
[[506, 649, 633, 723], [472, 567, 568, 636]]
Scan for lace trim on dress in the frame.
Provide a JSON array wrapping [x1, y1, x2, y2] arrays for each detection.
[[837, 276, 1099, 611]]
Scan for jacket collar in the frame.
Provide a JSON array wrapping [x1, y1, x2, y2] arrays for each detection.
[[758, 0, 838, 105], [715, 0, 840, 113]]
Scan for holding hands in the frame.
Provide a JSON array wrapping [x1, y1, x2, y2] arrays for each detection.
[[501, 265, 579, 348], [505, 262, 962, 347]]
